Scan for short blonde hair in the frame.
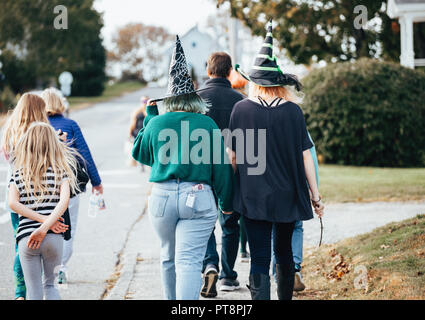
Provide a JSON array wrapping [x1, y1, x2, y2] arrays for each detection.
[[41, 88, 66, 115], [248, 82, 303, 104]]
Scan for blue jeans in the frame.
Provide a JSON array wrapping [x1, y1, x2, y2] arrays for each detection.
[[203, 228, 219, 271], [149, 179, 217, 300], [203, 211, 241, 280], [272, 220, 303, 278]]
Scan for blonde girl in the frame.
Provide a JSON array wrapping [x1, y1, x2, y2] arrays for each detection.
[[1, 93, 49, 158], [0, 93, 53, 300], [41, 88, 103, 284], [8, 122, 79, 300]]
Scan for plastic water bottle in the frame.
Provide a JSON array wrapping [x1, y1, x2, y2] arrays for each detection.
[[88, 192, 100, 218], [98, 193, 106, 211]]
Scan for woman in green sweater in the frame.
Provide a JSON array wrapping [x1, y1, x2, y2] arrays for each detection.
[[132, 36, 234, 300]]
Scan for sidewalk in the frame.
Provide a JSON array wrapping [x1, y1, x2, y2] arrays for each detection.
[[103, 193, 424, 300], [110, 211, 278, 300]]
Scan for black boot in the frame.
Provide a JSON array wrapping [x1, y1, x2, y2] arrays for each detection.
[[247, 274, 270, 300], [276, 264, 295, 300]]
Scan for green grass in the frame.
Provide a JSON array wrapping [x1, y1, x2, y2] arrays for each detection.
[[68, 81, 145, 109], [319, 165, 425, 203], [299, 215, 425, 300]]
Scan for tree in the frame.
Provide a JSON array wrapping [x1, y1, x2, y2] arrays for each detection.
[[216, 0, 425, 65], [108, 23, 173, 82], [0, 0, 106, 95]]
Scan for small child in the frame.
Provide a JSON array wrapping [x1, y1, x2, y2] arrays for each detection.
[[8, 122, 79, 300]]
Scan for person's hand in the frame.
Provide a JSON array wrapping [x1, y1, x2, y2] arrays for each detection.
[[50, 218, 68, 234], [92, 184, 103, 194], [147, 99, 157, 106], [222, 211, 233, 215], [58, 129, 68, 142], [27, 227, 47, 249], [311, 195, 324, 218]]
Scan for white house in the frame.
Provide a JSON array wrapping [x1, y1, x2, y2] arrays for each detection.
[[387, 0, 425, 68], [163, 25, 219, 86]]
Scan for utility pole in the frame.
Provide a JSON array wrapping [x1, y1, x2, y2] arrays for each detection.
[[229, 16, 240, 64]]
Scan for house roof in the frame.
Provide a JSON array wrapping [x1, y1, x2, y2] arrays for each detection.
[[387, 0, 425, 19], [394, 0, 425, 4]]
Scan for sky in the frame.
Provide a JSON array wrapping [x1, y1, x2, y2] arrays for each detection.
[[93, 0, 219, 48]]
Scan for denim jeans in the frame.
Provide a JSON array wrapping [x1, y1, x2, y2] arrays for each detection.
[[203, 228, 219, 272], [203, 211, 241, 280], [272, 220, 303, 279], [149, 179, 217, 300]]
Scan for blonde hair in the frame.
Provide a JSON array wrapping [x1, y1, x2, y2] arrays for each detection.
[[1, 93, 49, 156], [248, 82, 303, 104], [41, 88, 66, 115], [13, 122, 79, 204]]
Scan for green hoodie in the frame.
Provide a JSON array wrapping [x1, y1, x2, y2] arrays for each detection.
[[132, 105, 234, 212]]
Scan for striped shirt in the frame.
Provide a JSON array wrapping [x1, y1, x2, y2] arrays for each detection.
[[9, 167, 67, 243]]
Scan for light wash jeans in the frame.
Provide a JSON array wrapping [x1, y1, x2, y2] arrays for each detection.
[[148, 179, 217, 300], [60, 195, 80, 273]]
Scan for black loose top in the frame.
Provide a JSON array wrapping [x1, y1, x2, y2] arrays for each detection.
[[228, 99, 314, 223]]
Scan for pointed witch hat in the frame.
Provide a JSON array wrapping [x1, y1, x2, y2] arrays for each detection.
[[235, 20, 302, 91], [152, 35, 206, 102]]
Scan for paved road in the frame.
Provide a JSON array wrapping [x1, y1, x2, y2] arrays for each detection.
[[0, 87, 423, 300], [0, 87, 163, 300]]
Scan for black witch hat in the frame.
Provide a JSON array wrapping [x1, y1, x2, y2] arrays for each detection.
[[152, 35, 205, 102], [235, 20, 302, 91]]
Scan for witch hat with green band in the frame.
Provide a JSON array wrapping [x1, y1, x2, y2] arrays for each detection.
[[152, 35, 207, 102], [235, 19, 302, 91]]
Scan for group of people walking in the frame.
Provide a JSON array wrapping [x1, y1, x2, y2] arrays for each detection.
[[1, 19, 323, 301], [1, 89, 102, 300], [132, 20, 324, 300]]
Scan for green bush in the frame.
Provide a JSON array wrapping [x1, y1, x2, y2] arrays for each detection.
[[0, 85, 17, 113], [302, 58, 425, 167]]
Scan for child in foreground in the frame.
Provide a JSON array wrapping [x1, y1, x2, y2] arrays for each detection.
[[8, 122, 79, 300]]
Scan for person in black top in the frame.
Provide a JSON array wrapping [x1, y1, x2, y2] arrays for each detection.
[[229, 20, 324, 300], [198, 52, 244, 298]]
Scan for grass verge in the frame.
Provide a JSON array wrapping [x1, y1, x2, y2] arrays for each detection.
[[297, 214, 425, 300], [68, 81, 145, 110], [319, 165, 425, 203]]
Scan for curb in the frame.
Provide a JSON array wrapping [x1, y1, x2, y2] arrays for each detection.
[[105, 252, 138, 300]]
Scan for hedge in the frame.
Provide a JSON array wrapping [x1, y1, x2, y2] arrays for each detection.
[[302, 58, 425, 167]]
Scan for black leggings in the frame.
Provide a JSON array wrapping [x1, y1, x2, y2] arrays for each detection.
[[244, 216, 295, 275]]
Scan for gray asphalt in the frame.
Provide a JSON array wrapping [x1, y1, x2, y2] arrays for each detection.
[[0, 87, 163, 300]]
